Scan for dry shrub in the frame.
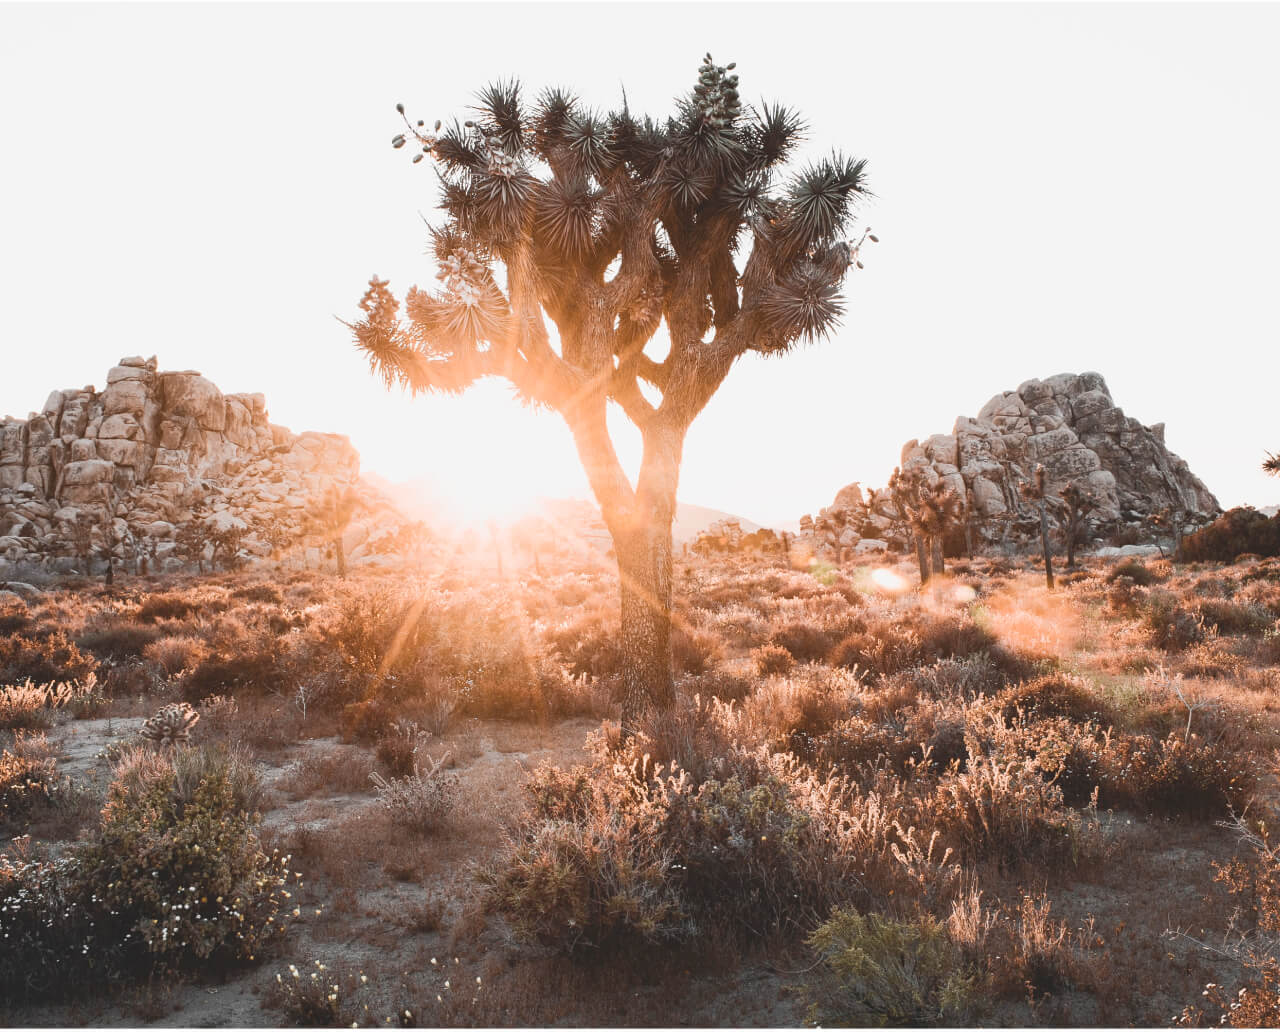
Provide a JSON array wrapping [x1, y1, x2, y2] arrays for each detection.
[[487, 745, 960, 955], [1183, 816, 1280, 1026], [739, 666, 861, 747], [996, 673, 1118, 727], [0, 677, 95, 730], [544, 606, 623, 681], [1143, 590, 1206, 650], [142, 634, 209, 677], [804, 908, 983, 1026], [930, 751, 1084, 870], [670, 624, 724, 675], [1107, 559, 1161, 586], [231, 583, 284, 604], [769, 619, 849, 663], [0, 745, 292, 1003], [1182, 507, 1280, 562], [369, 753, 459, 834], [678, 667, 755, 704], [0, 732, 61, 824], [829, 611, 1037, 685], [1195, 598, 1274, 636], [0, 632, 97, 686], [0, 597, 31, 636], [278, 746, 377, 799], [750, 643, 795, 676], [135, 591, 205, 622], [891, 655, 1014, 704], [74, 619, 164, 662]]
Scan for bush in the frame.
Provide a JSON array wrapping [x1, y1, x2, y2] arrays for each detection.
[[1106, 559, 1160, 586], [931, 752, 1082, 869], [0, 632, 97, 686], [0, 733, 61, 825], [483, 802, 690, 953], [340, 700, 393, 744], [828, 613, 1018, 684], [74, 620, 164, 662], [1182, 508, 1280, 563], [1195, 598, 1275, 636], [143, 634, 210, 676], [751, 643, 796, 677], [670, 624, 724, 675], [996, 674, 1117, 727], [1142, 590, 1206, 650], [805, 908, 982, 1026], [0, 749, 294, 1001], [0, 597, 30, 637], [369, 753, 458, 833], [0, 677, 95, 731], [770, 620, 847, 663], [136, 592, 204, 622]]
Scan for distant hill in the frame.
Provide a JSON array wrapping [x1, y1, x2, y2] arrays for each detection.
[[366, 474, 767, 545]]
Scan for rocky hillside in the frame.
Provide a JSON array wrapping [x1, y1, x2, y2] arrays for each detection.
[[803, 372, 1220, 556], [0, 356, 413, 576]]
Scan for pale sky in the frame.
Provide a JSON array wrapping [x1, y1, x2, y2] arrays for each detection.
[[2, 2, 1277, 527]]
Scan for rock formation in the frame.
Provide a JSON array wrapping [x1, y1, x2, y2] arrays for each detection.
[[802, 372, 1220, 557], [0, 355, 415, 576]]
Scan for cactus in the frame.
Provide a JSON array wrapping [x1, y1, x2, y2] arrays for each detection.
[[140, 702, 200, 748]]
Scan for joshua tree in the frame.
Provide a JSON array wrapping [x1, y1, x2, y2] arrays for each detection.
[[1265, 451, 1280, 477], [174, 520, 210, 573], [136, 534, 158, 576], [1020, 465, 1055, 589], [888, 467, 932, 584], [1058, 480, 1097, 569], [209, 524, 248, 572], [350, 56, 874, 724], [919, 480, 964, 577], [311, 485, 361, 577], [70, 511, 95, 575]]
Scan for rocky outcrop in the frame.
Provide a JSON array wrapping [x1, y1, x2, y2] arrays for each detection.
[[802, 372, 1220, 557], [0, 356, 413, 575]]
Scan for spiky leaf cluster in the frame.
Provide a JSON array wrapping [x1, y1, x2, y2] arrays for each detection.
[[349, 56, 874, 424]]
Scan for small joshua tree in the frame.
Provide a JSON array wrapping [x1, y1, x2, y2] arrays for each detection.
[[1151, 503, 1188, 563], [1020, 465, 1055, 589], [919, 480, 964, 577], [350, 56, 876, 723], [136, 533, 158, 576], [174, 520, 211, 573], [310, 485, 361, 577], [1265, 451, 1280, 478], [888, 467, 932, 585], [1059, 480, 1097, 569], [209, 524, 249, 572], [70, 511, 95, 575]]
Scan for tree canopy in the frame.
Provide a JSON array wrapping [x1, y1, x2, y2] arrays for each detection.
[[349, 55, 873, 522]]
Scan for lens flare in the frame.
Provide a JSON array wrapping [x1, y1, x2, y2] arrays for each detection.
[[870, 567, 909, 594]]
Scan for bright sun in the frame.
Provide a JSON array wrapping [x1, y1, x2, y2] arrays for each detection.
[[380, 380, 643, 529]]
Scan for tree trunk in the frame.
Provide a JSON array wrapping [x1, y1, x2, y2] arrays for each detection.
[[1066, 514, 1077, 569], [104, 557, 114, 586], [914, 533, 930, 585], [964, 518, 974, 560], [930, 535, 945, 577], [1039, 504, 1055, 590], [335, 535, 346, 577], [615, 524, 676, 731]]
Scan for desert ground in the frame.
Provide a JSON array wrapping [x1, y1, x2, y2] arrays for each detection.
[[3, 545, 1280, 1027]]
